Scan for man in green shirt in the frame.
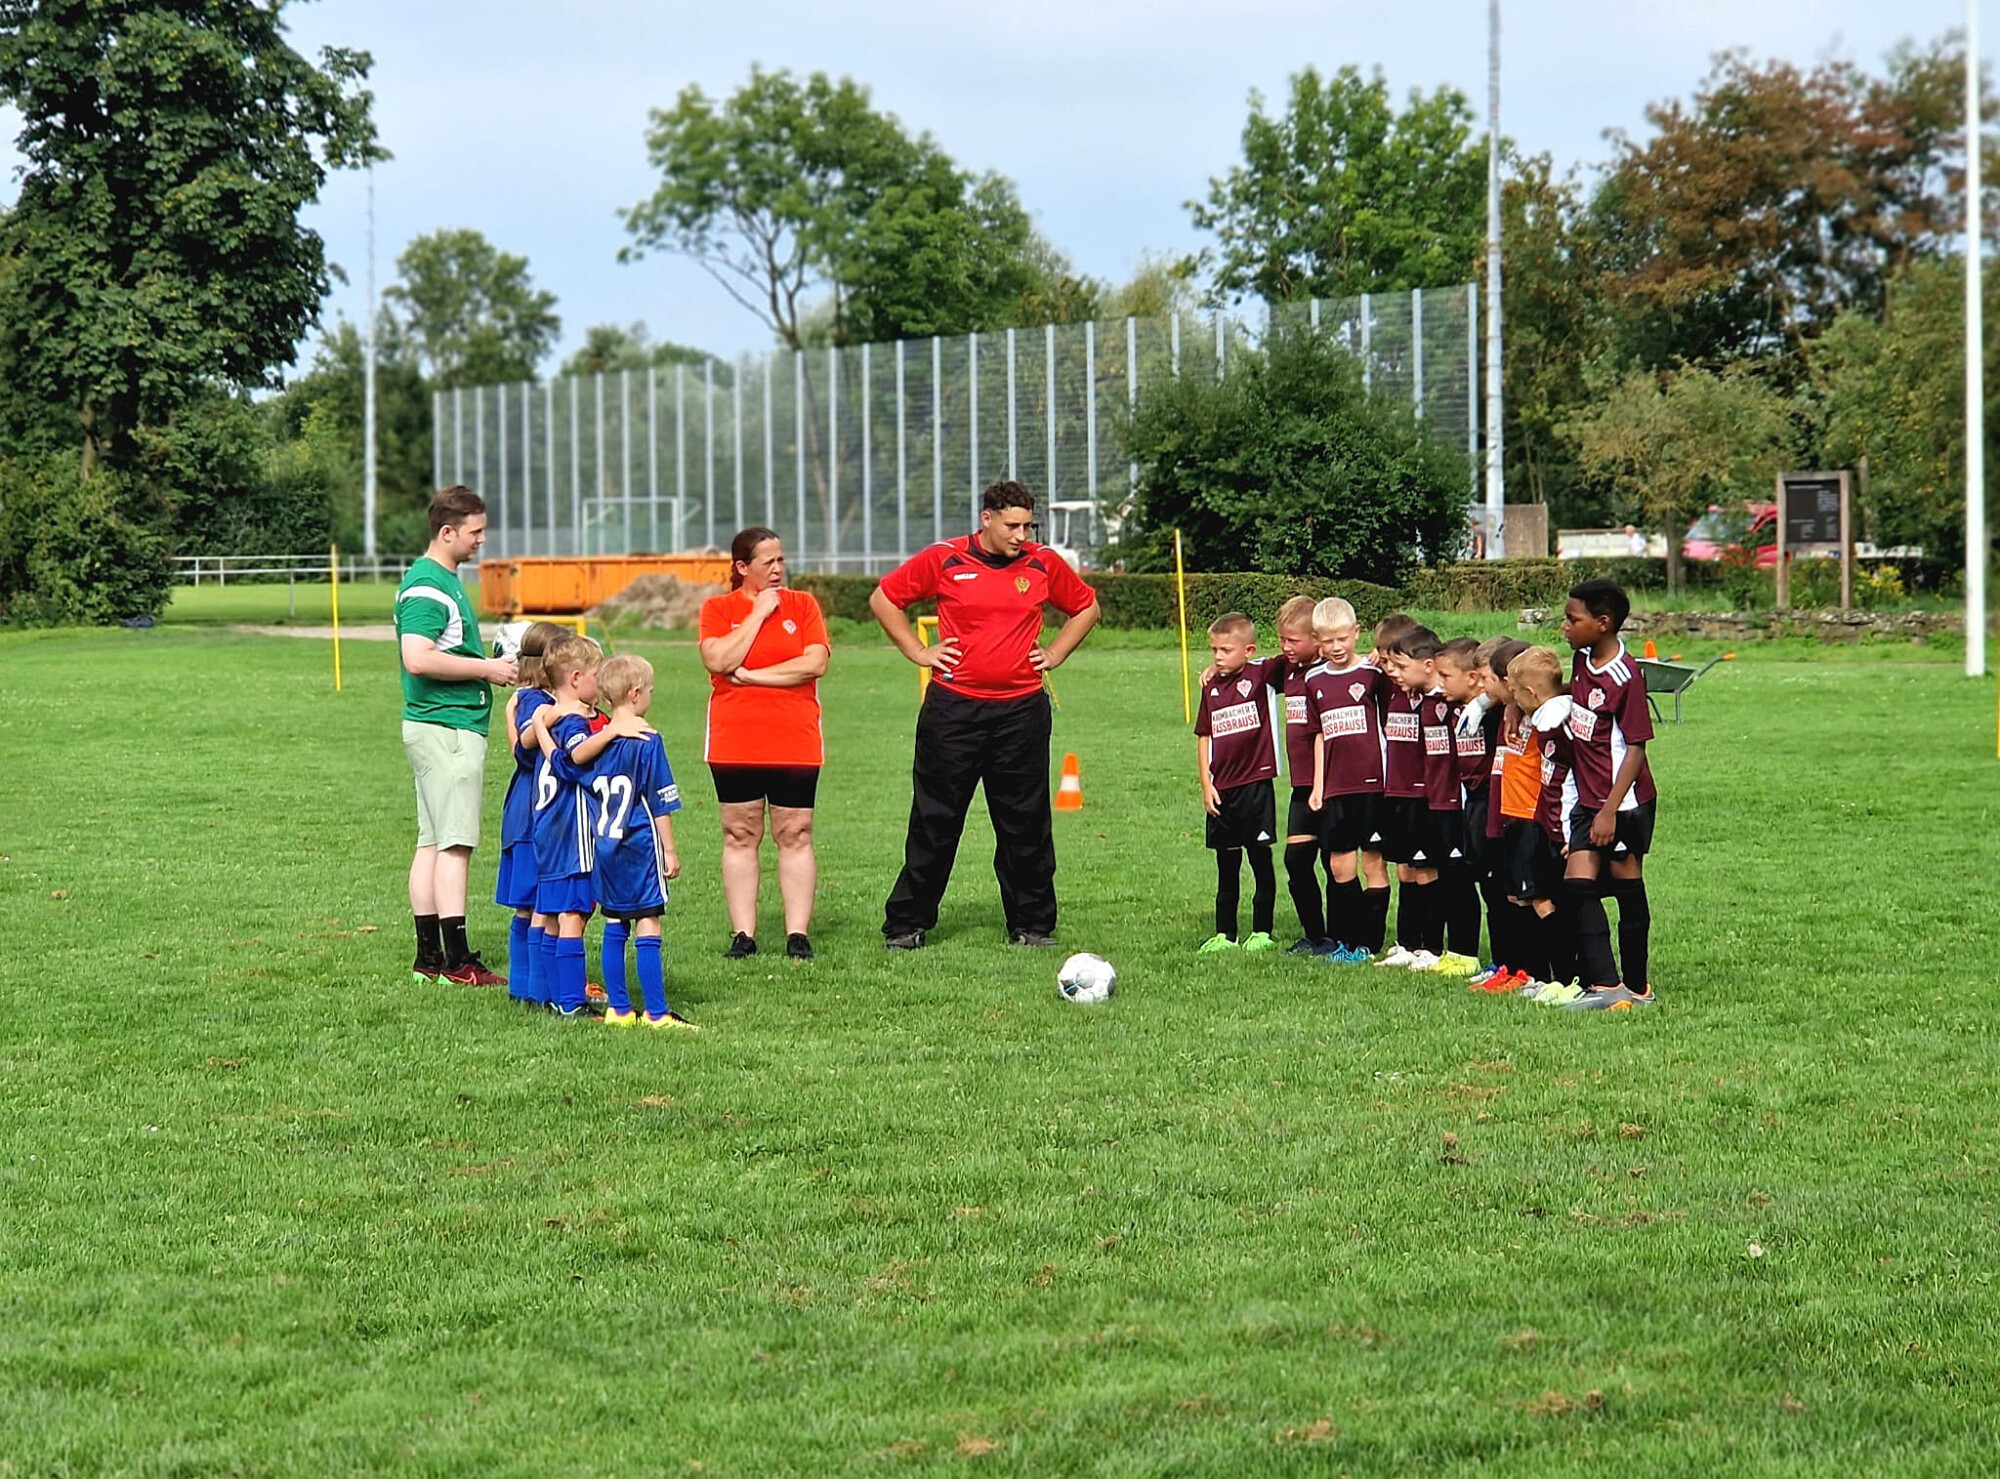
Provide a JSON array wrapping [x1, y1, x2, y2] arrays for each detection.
[[397, 485, 518, 987]]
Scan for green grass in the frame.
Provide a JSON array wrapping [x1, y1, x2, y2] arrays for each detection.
[[165, 578, 403, 627], [4, 624, 2000, 1474]]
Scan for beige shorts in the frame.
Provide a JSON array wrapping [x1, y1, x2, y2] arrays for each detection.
[[402, 721, 489, 850]]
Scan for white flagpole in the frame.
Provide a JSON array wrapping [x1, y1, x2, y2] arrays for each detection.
[[364, 163, 379, 561], [1969, 3, 1988, 677], [1484, 0, 1505, 559]]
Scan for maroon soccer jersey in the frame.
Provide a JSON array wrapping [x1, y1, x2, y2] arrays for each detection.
[[1420, 690, 1461, 813], [875, 535, 1096, 701], [1303, 662, 1386, 797], [1456, 697, 1494, 795], [1567, 642, 1657, 811], [1196, 658, 1281, 791], [1382, 686, 1428, 799], [1275, 656, 1322, 785], [1528, 697, 1577, 844]]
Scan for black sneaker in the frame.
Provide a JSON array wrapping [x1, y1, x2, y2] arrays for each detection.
[[1008, 930, 1057, 949], [786, 933, 814, 961], [722, 932, 758, 960], [884, 929, 926, 951], [1283, 938, 1320, 957]]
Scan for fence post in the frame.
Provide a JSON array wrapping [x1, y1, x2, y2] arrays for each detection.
[[895, 339, 907, 558], [433, 390, 444, 493], [544, 380, 556, 555], [704, 357, 716, 552], [569, 377, 581, 556], [827, 345, 839, 569], [1006, 326, 1018, 480], [931, 337, 943, 542], [1171, 312, 1181, 376], [968, 331, 979, 527], [594, 374, 607, 556], [1127, 315, 1139, 520], [733, 357, 744, 531], [763, 354, 775, 528], [473, 385, 485, 517], [521, 382, 533, 555], [793, 349, 806, 558], [1310, 297, 1320, 330], [621, 367, 633, 554], [1360, 293, 1372, 391], [1086, 319, 1098, 508], [675, 364, 686, 556], [647, 365, 660, 553], [495, 378, 507, 557], [1214, 313, 1225, 380], [1466, 283, 1478, 495], [1045, 323, 1057, 499], [453, 387, 464, 487], [861, 342, 873, 569], [1412, 287, 1426, 420]]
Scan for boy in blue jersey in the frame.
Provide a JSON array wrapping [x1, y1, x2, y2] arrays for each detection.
[[525, 634, 605, 1018], [584, 655, 696, 1031], [495, 622, 567, 1006]]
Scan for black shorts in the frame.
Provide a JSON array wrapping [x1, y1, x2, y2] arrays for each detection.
[[1566, 798, 1656, 861], [1319, 792, 1380, 854], [1207, 779, 1277, 850], [1378, 795, 1436, 865], [1285, 786, 1319, 841], [1430, 808, 1471, 867], [1461, 790, 1491, 873], [1501, 819, 1563, 900], [710, 764, 820, 810]]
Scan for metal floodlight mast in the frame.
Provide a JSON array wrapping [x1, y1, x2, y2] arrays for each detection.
[[1970, 0, 1989, 679], [1484, 0, 1506, 559]]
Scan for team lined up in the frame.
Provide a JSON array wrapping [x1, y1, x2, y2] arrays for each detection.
[[1193, 578, 1657, 1011]]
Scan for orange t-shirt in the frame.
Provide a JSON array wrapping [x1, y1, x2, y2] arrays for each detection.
[[1497, 722, 1539, 821], [699, 588, 831, 767]]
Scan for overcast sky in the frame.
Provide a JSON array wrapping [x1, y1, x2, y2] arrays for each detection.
[[0, 1, 1981, 370]]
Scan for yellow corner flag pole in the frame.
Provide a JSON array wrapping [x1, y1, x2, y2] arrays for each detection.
[[330, 543, 343, 692], [1174, 528, 1191, 723]]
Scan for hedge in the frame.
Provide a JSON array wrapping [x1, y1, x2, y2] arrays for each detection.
[[1404, 555, 1955, 613], [791, 572, 1403, 632]]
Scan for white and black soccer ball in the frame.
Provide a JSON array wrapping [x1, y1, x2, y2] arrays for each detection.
[[1056, 952, 1116, 1004], [491, 619, 532, 661]]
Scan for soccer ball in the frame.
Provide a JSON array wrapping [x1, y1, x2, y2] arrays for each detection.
[[1056, 952, 1116, 1004], [491, 619, 532, 661]]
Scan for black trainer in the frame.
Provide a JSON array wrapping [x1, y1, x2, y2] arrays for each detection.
[[786, 933, 814, 961], [1008, 930, 1057, 949], [722, 932, 758, 959], [884, 929, 926, 951]]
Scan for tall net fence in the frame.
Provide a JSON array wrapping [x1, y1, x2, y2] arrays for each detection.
[[440, 285, 1477, 573]]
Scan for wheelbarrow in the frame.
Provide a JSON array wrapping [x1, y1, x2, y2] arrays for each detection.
[[1634, 653, 1734, 725]]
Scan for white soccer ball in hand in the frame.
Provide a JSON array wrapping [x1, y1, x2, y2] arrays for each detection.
[[1057, 952, 1117, 1004], [492, 619, 532, 661]]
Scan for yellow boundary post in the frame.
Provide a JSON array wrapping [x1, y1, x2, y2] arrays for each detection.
[[916, 615, 939, 697], [330, 543, 343, 692], [1174, 529, 1191, 723]]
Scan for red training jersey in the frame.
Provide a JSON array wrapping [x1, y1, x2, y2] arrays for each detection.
[[1567, 642, 1657, 812], [1420, 690, 1461, 814], [1303, 662, 1387, 797], [699, 588, 830, 767], [875, 535, 1096, 701], [1382, 687, 1428, 799], [1196, 658, 1282, 791]]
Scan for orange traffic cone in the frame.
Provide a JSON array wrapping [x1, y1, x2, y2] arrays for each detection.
[[1642, 639, 1658, 659], [1055, 753, 1084, 811]]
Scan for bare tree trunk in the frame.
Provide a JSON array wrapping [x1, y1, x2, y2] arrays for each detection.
[[79, 402, 100, 480], [1664, 517, 1683, 594]]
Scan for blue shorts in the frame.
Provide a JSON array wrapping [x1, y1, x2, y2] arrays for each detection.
[[494, 842, 539, 911], [536, 874, 596, 918]]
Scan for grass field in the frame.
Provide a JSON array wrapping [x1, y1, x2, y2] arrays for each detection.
[[4, 615, 2000, 1475]]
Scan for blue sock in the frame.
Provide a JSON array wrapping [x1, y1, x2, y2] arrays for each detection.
[[522, 927, 546, 1003], [507, 915, 532, 1001], [636, 934, 668, 1019], [601, 920, 631, 1012], [539, 929, 561, 1005], [555, 936, 586, 1012]]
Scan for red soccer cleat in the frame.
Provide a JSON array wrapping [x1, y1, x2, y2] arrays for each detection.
[[438, 953, 507, 988]]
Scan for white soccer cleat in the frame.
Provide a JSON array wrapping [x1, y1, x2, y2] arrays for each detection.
[[1374, 945, 1418, 968], [1406, 950, 1443, 972]]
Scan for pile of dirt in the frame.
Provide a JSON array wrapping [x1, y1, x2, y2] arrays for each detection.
[[592, 574, 728, 630]]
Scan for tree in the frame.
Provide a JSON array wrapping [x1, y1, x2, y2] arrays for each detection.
[[1563, 364, 1794, 589], [1189, 65, 1485, 306], [0, 0, 375, 477], [620, 67, 1072, 348], [386, 228, 561, 389], [1119, 327, 1469, 582], [560, 322, 724, 381]]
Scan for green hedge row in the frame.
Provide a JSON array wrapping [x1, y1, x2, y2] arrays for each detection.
[[791, 572, 1403, 631]]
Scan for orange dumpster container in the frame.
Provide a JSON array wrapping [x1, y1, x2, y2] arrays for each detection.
[[475, 555, 733, 617]]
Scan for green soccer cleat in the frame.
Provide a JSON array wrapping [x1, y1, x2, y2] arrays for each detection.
[[1562, 983, 1657, 1012], [1534, 981, 1586, 1007], [1240, 932, 1279, 953], [1196, 933, 1239, 954], [1432, 952, 1480, 978], [643, 1011, 700, 1033], [603, 1008, 639, 1028]]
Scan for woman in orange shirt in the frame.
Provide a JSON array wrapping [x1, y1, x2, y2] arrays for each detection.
[[698, 526, 832, 961]]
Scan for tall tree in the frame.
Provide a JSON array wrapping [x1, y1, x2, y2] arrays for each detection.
[[0, 0, 376, 475], [620, 67, 1071, 348], [386, 228, 561, 389], [560, 322, 726, 381], [1189, 65, 1485, 305]]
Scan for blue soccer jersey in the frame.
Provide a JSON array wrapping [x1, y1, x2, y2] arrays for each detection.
[[499, 687, 553, 849], [532, 712, 596, 882], [587, 734, 683, 916]]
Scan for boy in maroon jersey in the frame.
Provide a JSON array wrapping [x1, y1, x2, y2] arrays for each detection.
[[1502, 646, 1577, 998], [1557, 578, 1658, 1009], [1467, 637, 1532, 990], [1436, 637, 1490, 972], [1373, 624, 1445, 968], [1301, 598, 1389, 961], [1194, 613, 1280, 952]]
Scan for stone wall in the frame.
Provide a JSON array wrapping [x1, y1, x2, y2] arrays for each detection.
[[1514, 608, 1966, 643]]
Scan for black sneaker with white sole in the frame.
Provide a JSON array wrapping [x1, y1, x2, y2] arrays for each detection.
[[1008, 930, 1057, 949]]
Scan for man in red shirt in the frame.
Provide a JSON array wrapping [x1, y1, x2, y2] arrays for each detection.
[[870, 481, 1101, 949]]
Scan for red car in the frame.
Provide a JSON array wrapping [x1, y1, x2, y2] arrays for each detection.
[[1683, 502, 1777, 567]]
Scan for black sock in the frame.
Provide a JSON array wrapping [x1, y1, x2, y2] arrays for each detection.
[[1533, 906, 1563, 981], [1419, 880, 1446, 955], [1608, 875, 1651, 991], [1481, 879, 1510, 968], [1327, 877, 1363, 950], [441, 915, 470, 968], [1214, 848, 1243, 939], [1285, 842, 1326, 942], [1395, 880, 1421, 950], [1363, 886, 1392, 954], [414, 913, 443, 969], [1445, 867, 1481, 958], [1247, 846, 1277, 936], [1568, 878, 1617, 987]]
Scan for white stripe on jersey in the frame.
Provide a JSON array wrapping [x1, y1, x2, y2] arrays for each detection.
[[398, 586, 463, 651], [574, 782, 595, 873], [641, 800, 670, 900]]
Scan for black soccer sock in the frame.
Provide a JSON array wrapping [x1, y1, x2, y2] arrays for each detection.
[[1395, 880, 1422, 950], [1285, 842, 1326, 942], [1568, 878, 1617, 988], [1445, 866, 1481, 958], [1481, 878, 1511, 968], [414, 913, 443, 969], [1246, 846, 1277, 936], [1419, 880, 1446, 955], [1363, 886, 1392, 954], [1608, 875, 1651, 991], [441, 915, 470, 968], [1533, 906, 1564, 982], [1214, 848, 1243, 940], [1327, 877, 1363, 950]]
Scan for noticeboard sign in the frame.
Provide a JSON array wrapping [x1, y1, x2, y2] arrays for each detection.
[[1774, 470, 1854, 609]]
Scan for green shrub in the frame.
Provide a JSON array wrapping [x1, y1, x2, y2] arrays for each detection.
[[0, 455, 174, 625]]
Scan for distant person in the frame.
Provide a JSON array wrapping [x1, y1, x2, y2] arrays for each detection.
[[1624, 524, 1648, 558], [871, 481, 1100, 950], [396, 485, 516, 988], [698, 527, 830, 962]]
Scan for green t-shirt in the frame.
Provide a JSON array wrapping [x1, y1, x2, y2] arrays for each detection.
[[395, 557, 492, 733]]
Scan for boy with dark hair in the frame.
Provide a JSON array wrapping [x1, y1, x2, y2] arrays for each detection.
[[1468, 638, 1533, 991], [1302, 598, 1389, 963], [1435, 637, 1489, 975], [1558, 579, 1658, 1010], [1195, 613, 1280, 952], [1505, 645, 1579, 1001], [1374, 623, 1445, 969]]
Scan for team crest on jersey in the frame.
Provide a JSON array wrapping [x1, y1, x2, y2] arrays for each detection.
[[1014, 575, 1031, 593], [1588, 688, 1606, 710], [1236, 678, 1254, 697], [1349, 682, 1366, 701], [782, 619, 797, 634]]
